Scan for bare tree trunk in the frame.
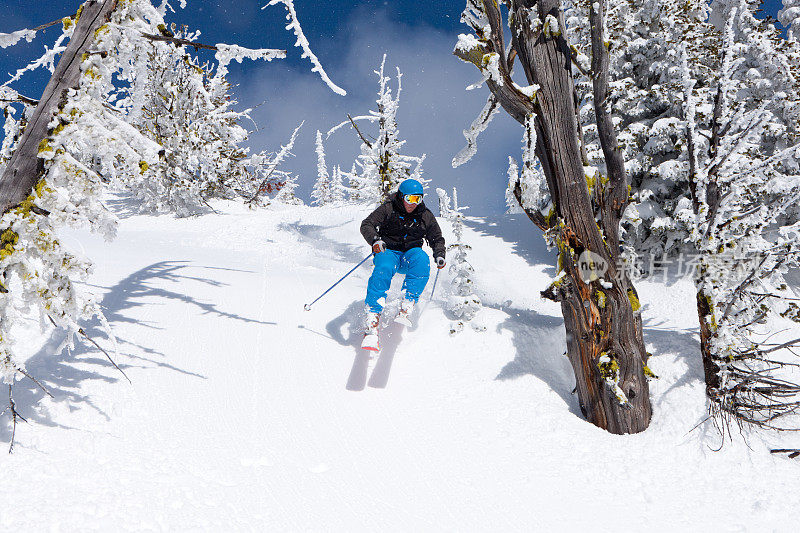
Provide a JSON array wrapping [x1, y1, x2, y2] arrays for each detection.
[[457, 0, 651, 433], [696, 287, 721, 395], [0, 0, 118, 214]]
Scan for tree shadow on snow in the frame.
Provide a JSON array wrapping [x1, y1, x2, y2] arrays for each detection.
[[103, 191, 217, 219], [493, 301, 705, 417], [462, 215, 557, 275], [641, 315, 704, 401], [492, 303, 582, 417], [278, 221, 365, 265], [0, 260, 273, 447]]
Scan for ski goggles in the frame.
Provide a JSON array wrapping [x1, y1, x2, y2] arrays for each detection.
[[404, 194, 423, 204]]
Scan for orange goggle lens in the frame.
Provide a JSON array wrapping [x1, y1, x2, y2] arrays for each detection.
[[405, 194, 423, 204]]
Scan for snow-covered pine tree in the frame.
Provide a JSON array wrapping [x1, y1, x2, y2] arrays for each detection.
[[311, 130, 332, 206], [328, 165, 347, 204], [272, 172, 303, 205], [347, 55, 426, 205], [110, 0, 342, 215], [437, 187, 484, 334], [118, 25, 264, 216], [342, 163, 361, 203], [780, 0, 800, 41], [681, 2, 800, 430], [562, 0, 720, 263], [563, 0, 800, 269]]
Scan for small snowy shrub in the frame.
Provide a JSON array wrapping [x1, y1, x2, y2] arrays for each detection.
[[437, 187, 484, 335]]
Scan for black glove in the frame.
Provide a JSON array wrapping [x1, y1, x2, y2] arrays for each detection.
[[435, 257, 446, 269]]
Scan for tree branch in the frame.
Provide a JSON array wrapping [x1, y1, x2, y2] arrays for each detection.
[[590, 0, 629, 232], [0, 94, 39, 106], [78, 327, 131, 384], [4, 385, 26, 454], [347, 113, 372, 148], [513, 179, 549, 231], [31, 18, 67, 33], [139, 32, 222, 52], [17, 367, 54, 399]]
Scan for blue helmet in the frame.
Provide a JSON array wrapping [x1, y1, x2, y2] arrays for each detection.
[[398, 179, 423, 196]]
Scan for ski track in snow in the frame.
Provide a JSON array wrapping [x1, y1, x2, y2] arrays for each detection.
[[0, 197, 799, 530]]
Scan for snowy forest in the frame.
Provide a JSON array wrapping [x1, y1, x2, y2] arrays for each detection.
[[1, 0, 799, 529]]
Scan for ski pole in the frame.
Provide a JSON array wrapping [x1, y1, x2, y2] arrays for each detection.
[[304, 252, 373, 311], [429, 268, 440, 301]]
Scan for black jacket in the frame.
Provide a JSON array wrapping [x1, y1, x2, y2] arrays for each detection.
[[360, 193, 446, 259]]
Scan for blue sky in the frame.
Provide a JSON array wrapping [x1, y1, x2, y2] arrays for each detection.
[[0, 0, 790, 214]]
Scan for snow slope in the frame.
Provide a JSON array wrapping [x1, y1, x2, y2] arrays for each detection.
[[1, 199, 799, 531]]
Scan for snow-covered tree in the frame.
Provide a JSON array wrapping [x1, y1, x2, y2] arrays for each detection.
[[563, 0, 800, 267], [118, 26, 263, 215], [560, 0, 800, 432], [346, 55, 426, 205], [328, 165, 347, 204], [0, 0, 163, 441], [681, 3, 800, 430], [437, 187, 484, 334], [561, 0, 719, 262], [454, 0, 653, 433], [311, 130, 332, 206], [271, 172, 303, 205], [780, 0, 800, 41], [243, 122, 303, 206], [0, 0, 342, 447]]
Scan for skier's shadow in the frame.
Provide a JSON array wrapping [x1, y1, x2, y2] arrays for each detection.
[[345, 321, 403, 391], [367, 322, 404, 389], [327, 299, 403, 390]]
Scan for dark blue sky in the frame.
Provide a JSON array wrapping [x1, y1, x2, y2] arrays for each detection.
[[1, 1, 466, 109], [0, 1, 789, 214]]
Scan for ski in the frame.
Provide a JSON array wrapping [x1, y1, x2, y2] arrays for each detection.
[[361, 333, 380, 351], [394, 314, 412, 328]]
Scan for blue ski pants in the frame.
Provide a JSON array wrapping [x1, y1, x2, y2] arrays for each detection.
[[365, 247, 430, 313]]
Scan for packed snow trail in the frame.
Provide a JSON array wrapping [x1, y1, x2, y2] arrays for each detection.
[[1, 199, 799, 530]]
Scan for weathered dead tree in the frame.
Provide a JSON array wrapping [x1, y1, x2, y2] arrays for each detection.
[[0, 0, 119, 214], [456, 0, 651, 433]]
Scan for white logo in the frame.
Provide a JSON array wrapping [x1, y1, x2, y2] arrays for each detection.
[[577, 250, 608, 284]]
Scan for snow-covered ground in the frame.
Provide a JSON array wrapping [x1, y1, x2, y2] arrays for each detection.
[[2, 199, 799, 531]]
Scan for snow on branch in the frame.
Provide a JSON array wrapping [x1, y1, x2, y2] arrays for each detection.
[[264, 0, 347, 96], [215, 43, 286, 64], [0, 87, 37, 106], [157, 0, 187, 16], [214, 43, 287, 78], [325, 115, 378, 140], [0, 15, 68, 50], [452, 94, 501, 168], [3, 29, 69, 86], [0, 29, 38, 49]]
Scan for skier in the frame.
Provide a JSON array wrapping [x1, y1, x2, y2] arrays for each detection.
[[360, 178, 446, 350]]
